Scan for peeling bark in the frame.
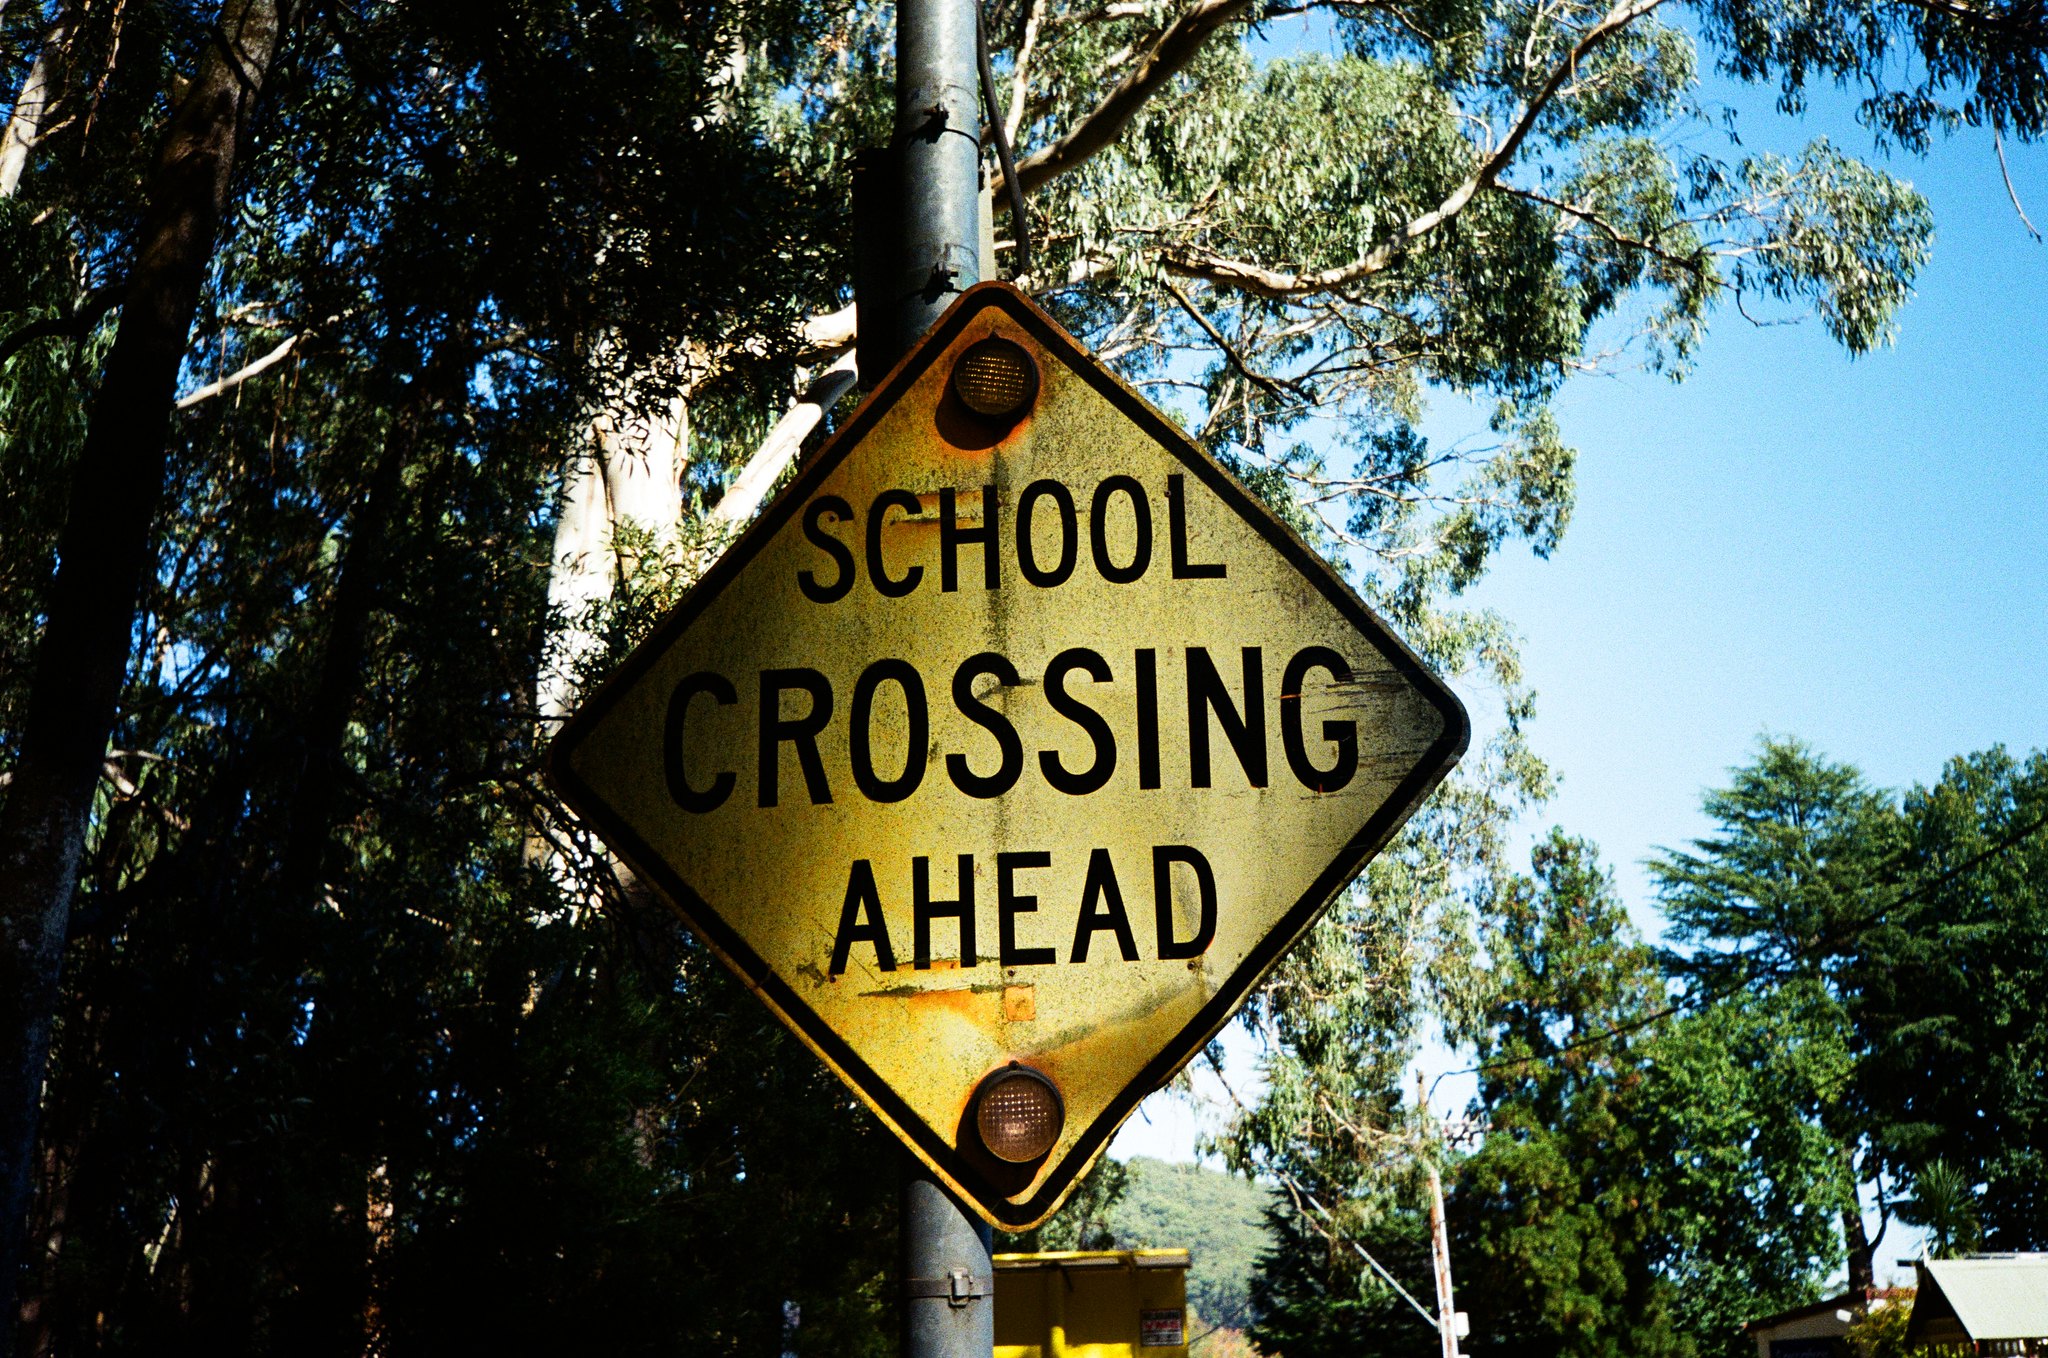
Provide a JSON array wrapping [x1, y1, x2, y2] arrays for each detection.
[[0, 15, 71, 199], [536, 378, 691, 729]]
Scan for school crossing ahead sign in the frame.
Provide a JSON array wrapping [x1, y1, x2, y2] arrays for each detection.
[[547, 283, 1468, 1229]]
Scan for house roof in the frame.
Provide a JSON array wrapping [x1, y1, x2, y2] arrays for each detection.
[[1743, 1289, 1912, 1335], [1743, 1293, 1862, 1334], [1910, 1257, 2048, 1342]]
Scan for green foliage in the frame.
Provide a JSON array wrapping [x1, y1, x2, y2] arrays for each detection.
[[5, 2, 894, 1352], [1649, 740, 1899, 1266], [1249, 1197, 1435, 1358], [1694, 0, 2048, 149], [1108, 1158, 1273, 1331], [1653, 739, 2048, 1263], [1654, 738, 1903, 990], [1843, 1299, 1940, 1358], [1153, 0, 1957, 1315], [1450, 832, 1692, 1358], [1728, 141, 1934, 353], [1898, 1161, 1984, 1258], [1252, 736, 2048, 1358], [1636, 992, 1854, 1356], [1861, 748, 2048, 1249]]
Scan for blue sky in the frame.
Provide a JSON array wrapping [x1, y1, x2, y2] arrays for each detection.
[[1110, 21, 2048, 1281], [1469, 87, 2048, 919], [1210, 6, 2048, 921]]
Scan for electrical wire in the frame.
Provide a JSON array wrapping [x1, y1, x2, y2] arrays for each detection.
[[1282, 1173, 1442, 1332]]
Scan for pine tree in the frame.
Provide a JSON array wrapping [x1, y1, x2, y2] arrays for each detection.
[[1651, 740, 1904, 1290]]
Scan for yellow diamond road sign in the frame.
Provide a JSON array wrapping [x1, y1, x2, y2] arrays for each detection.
[[547, 282, 1467, 1229]]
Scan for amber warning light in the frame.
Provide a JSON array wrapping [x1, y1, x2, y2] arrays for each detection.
[[975, 1065, 1064, 1163], [952, 338, 1038, 418]]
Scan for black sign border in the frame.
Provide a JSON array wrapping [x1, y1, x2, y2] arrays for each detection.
[[546, 282, 1471, 1228]]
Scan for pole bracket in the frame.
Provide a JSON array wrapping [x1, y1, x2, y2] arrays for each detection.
[[902, 1270, 994, 1307], [897, 81, 981, 144]]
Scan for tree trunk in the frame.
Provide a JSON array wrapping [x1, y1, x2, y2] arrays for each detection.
[[1842, 1145, 1876, 1293], [700, 351, 855, 537], [537, 345, 856, 726], [276, 416, 415, 907], [0, 14, 70, 199], [273, 332, 471, 910], [1843, 1209, 1874, 1292], [536, 377, 692, 731], [0, 1, 289, 1348]]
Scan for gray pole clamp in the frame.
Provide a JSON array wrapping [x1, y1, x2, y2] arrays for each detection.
[[901, 1269, 994, 1307]]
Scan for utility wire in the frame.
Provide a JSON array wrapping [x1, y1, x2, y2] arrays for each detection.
[[975, 5, 1032, 279], [1200, 1048, 1442, 1332], [1281, 1172, 1442, 1332]]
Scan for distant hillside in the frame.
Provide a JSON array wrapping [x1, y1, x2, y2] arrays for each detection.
[[1107, 1157, 1274, 1332]]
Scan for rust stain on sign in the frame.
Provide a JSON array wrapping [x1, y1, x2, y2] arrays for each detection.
[[547, 283, 1467, 1229]]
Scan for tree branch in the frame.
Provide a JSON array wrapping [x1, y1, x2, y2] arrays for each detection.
[[1501, 183, 1712, 273], [1891, 0, 2048, 38], [174, 332, 299, 408], [1163, 0, 1672, 299], [707, 348, 858, 530], [1161, 276, 1309, 399], [799, 302, 856, 353], [995, 0, 1256, 198], [1995, 129, 2042, 241], [1007, 0, 1050, 146], [0, 285, 124, 367]]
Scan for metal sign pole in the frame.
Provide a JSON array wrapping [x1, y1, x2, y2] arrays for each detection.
[[891, 0, 982, 350], [902, 1161, 996, 1358], [877, 3, 994, 1357]]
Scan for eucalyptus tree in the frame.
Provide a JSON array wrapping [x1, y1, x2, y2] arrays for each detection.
[[0, 1, 295, 1339], [3, 0, 866, 1349], [963, 0, 2039, 1317], [3, 0, 2045, 1349], [602, 0, 1967, 1243], [994, 0, 1946, 1278]]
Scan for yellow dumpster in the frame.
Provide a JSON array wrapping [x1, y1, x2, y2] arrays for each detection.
[[993, 1250, 1191, 1358]]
